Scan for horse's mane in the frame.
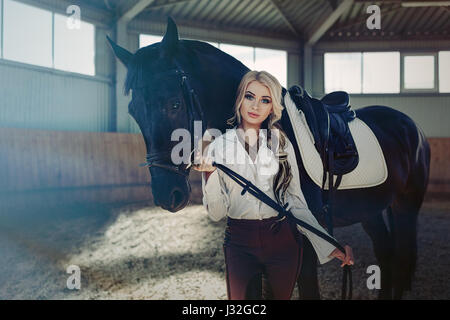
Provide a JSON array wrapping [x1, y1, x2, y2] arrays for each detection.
[[124, 39, 247, 95]]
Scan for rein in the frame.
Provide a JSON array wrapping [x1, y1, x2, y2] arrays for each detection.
[[212, 161, 353, 300]]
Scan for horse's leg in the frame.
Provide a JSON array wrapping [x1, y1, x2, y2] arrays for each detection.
[[262, 271, 273, 299], [390, 196, 421, 300], [390, 142, 428, 300], [361, 210, 394, 300], [296, 235, 320, 299]]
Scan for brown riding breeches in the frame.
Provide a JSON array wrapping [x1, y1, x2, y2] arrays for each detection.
[[223, 216, 303, 300]]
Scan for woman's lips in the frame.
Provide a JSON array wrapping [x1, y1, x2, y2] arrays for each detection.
[[248, 112, 259, 118]]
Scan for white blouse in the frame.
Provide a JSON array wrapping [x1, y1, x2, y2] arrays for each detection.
[[201, 128, 336, 264]]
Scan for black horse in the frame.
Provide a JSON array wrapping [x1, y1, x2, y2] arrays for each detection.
[[107, 17, 430, 299]]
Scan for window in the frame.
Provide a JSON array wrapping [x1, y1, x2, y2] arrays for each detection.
[[439, 51, 450, 93], [207, 41, 219, 48], [1, 0, 95, 75], [363, 52, 400, 93], [3, 0, 52, 67], [324, 52, 362, 93], [139, 34, 288, 87], [54, 13, 95, 75], [254, 48, 287, 88], [402, 54, 436, 91], [219, 43, 255, 70], [219, 45, 287, 86], [325, 51, 401, 94], [139, 34, 162, 47]]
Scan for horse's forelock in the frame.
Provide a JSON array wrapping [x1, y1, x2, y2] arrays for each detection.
[[124, 45, 162, 95]]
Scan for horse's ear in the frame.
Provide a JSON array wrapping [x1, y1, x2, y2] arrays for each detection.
[[160, 16, 179, 59], [106, 35, 133, 68]]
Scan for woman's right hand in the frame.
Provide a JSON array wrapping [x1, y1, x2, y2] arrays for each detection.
[[192, 149, 216, 172], [329, 245, 354, 267]]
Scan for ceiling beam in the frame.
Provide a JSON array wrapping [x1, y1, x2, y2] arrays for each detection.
[[401, 1, 450, 7], [145, 0, 200, 11], [307, 0, 354, 45], [331, 5, 403, 32], [269, 0, 302, 38], [328, 0, 339, 10], [118, 0, 156, 23], [354, 0, 450, 4], [129, 17, 302, 52]]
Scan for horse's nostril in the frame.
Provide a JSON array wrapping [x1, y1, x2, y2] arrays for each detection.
[[150, 172, 189, 212]]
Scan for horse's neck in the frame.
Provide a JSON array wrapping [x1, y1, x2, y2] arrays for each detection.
[[205, 74, 244, 132], [202, 68, 248, 132], [186, 46, 249, 133]]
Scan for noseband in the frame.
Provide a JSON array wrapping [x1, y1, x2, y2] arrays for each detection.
[[140, 151, 191, 176], [138, 60, 206, 176]]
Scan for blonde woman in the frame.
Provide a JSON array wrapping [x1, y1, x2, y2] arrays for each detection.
[[193, 70, 353, 300]]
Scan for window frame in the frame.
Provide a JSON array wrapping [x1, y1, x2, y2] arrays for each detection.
[[0, 0, 96, 77], [322, 49, 450, 95], [400, 52, 438, 94]]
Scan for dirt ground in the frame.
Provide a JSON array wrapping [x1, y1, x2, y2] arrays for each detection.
[[0, 199, 448, 300]]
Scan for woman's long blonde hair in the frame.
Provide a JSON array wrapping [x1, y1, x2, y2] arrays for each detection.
[[228, 70, 293, 205]]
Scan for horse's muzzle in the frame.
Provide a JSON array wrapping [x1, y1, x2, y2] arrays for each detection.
[[150, 168, 190, 212]]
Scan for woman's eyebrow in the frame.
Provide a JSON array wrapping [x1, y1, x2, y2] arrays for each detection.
[[246, 90, 272, 99]]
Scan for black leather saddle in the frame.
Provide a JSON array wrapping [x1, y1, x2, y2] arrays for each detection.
[[287, 86, 359, 183]]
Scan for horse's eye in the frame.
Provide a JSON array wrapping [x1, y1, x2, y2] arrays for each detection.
[[172, 101, 181, 110]]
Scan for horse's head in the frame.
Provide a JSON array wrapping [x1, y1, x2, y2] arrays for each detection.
[[107, 17, 205, 212]]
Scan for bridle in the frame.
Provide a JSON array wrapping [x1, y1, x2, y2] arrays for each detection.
[[138, 59, 206, 176]]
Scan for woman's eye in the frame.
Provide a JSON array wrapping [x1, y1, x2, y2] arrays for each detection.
[[245, 94, 254, 100], [262, 98, 271, 104]]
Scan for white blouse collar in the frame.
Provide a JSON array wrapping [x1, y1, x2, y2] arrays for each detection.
[[220, 128, 279, 191]]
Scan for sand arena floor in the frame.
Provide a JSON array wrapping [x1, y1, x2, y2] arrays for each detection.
[[0, 200, 448, 300]]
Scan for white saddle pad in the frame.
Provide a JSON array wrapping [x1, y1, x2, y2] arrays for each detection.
[[284, 91, 388, 190]]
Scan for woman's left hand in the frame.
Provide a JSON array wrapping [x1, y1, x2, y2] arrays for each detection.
[[329, 245, 354, 267]]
